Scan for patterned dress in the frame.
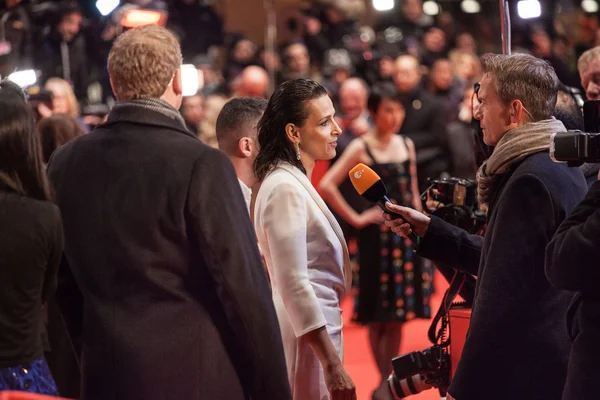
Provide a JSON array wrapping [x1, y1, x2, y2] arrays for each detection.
[[0, 358, 58, 395], [353, 138, 433, 323]]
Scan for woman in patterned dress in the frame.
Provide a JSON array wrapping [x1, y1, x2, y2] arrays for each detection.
[[320, 82, 433, 400]]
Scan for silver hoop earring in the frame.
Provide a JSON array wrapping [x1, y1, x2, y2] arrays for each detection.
[[295, 142, 301, 161]]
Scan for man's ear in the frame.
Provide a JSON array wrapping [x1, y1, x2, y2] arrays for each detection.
[[109, 77, 117, 100], [510, 99, 525, 123], [172, 69, 183, 96], [238, 137, 253, 158]]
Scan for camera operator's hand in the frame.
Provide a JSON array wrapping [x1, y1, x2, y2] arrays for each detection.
[[353, 207, 385, 229], [384, 202, 431, 237], [37, 103, 53, 119], [324, 363, 357, 400]]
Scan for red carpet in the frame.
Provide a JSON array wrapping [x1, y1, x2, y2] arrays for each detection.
[[342, 270, 448, 400]]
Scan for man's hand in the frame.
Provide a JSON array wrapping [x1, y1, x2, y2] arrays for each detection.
[[384, 202, 431, 237]]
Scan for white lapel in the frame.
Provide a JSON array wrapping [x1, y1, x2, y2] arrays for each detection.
[[277, 162, 352, 294]]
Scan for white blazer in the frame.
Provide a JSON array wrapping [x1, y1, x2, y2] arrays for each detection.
[[254, 162, 351, 400]]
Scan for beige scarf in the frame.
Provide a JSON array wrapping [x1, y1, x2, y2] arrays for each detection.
[[476, 118, 566, 208]]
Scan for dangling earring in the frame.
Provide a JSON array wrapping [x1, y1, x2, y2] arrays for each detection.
[[295, 141, 301, 161]]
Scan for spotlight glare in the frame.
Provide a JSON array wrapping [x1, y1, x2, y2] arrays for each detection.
[[96, 0, 120, 16], [8, 69, 37, 88], [461, 0, 481, 13], [121, 9, 166, 28], [517, 0, 541, 19], [373, 0, 395, 11], [582, 0, 599, 13], [423, 0, 440, 15], [181, 64, 201, 97]]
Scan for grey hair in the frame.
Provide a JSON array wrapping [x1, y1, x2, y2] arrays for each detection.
[[578, 46, 600, 73], [480, 53, 558, 121]]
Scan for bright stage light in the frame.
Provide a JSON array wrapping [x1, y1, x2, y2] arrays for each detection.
[[181, 64, 203, 97], [518, 0, 541, 19], [121, 9, 167, 28], [423, 1, 440, 15], [8, 70, 37, 88], [461, 0, 481, 13], [96, 0, 120, 16], [373, 0, 395, 11], [582, 0, 599, 13]]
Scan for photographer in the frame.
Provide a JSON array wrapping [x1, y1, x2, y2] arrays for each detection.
[[576, 47, 600, 185], [545, 181, 600, 400], [384, 53, 587, 400]]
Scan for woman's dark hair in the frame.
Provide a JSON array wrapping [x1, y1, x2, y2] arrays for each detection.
[[367, 81, 402, 114], [0, 80, 51, 201], [37, 113, 84, 163], [254, 79, 328, 181]]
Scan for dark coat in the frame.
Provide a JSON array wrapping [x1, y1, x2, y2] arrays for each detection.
[[37, 31, 89, 101], [546, 180, 600, 400], [399, 87, 450, 190], [418, 152, 587, 400], [0, 184, 62, 368], [47, 104, 291, 400]]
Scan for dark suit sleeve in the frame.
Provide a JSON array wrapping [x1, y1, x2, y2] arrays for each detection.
[[186, 150, 291, 400], [546, 181, 600, 294], [418, 215, 482, 276], [41, 205, 64, 302], [448, 174, 557, 399]]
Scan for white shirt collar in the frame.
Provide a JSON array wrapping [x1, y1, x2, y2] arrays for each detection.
[[238, 178, 252, 213]]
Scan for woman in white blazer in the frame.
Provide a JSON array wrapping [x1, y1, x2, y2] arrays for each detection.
[[253, 79, 358, 400]]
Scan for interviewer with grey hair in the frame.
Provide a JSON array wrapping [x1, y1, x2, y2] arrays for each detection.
[[384, 53, 587, 400]]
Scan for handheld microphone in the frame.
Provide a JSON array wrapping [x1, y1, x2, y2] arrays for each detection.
[[348, 163, 420, 244]]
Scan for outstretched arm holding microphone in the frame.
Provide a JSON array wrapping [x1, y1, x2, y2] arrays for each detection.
[[382, 202, 481, 277]]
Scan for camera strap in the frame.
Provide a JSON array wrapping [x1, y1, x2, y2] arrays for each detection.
[[427, 270, 467, 346]]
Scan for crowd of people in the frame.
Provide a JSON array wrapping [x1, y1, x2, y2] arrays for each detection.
[[2, 0, 600, 400]]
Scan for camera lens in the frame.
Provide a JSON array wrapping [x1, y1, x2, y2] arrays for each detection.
[[388, 373, 433, 399]]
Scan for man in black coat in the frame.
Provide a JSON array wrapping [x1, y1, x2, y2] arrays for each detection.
[[37, 4, 89, 101], [393, 55, 450, 191], [47, 25, 291, 400], [384, 53, 587, 400], [546, 180, 600, 400]]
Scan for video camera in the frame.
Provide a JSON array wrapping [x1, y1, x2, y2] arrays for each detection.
[[551, 100, 600, 166], [422, 177, 487, 236]]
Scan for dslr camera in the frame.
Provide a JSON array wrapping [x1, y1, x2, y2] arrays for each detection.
[[389, 344, 450, 398], [551, 100, 600, 165]]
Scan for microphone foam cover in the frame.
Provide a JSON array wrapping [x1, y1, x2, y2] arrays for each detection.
[[349, 164, 388, 204], [349, 163, 380, 195]]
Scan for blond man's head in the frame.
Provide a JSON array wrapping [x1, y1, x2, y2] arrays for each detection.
[[108, 26, 182, 102]]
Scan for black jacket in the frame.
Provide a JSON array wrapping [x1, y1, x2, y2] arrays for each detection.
[[38, 30, 89, 101], [546, 180, 600, 400], [418, 152, 586, 400], [47, 103, 291, 400], [399, 87, 450, 190], [0, 185, 62, 368]]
